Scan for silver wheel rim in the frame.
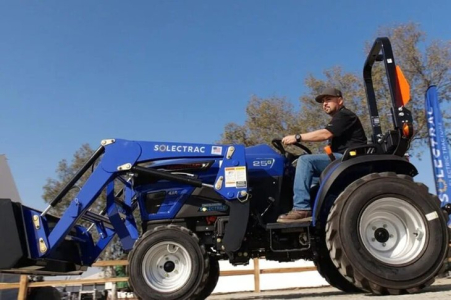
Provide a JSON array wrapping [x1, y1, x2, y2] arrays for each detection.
[[142, 241, 192, 292], [359, 197, 427, 265]]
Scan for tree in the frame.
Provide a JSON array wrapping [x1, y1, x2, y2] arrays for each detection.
[[220, 96, 314, 153], [43, 143, 96, 215], [220, 23, 451, 154]]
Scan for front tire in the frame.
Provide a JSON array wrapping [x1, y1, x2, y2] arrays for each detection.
[[326, 172, 449, 294], [194, 257, 220, 300], [128, 225, 209, 300]]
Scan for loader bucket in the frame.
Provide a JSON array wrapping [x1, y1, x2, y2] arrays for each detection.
[[0, 199, 29, 270]]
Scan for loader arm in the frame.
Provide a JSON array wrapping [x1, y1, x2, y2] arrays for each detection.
[[0, 139, 249, 275]]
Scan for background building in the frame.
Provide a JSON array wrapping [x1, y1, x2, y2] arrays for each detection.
[[0, 155, 22, 300]]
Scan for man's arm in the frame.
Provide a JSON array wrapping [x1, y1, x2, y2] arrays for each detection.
[[282, 129, 332, 145]]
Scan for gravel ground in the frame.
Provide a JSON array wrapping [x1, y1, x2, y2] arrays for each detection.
[[208, 277, 451, 300]]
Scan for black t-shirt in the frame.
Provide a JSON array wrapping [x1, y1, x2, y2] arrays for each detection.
[[325, 107, 367, 154]]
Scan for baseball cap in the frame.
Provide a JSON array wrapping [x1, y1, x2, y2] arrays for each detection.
[[315, 87, 343, 103]]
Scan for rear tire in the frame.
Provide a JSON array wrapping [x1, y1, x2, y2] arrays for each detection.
[[326, 172, 449, 294], [314, 231, 362, 293], [127, 225, 210, 300]]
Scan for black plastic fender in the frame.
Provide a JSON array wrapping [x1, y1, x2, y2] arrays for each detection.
[[222, 200, 250, 253], [312, 155, 418, 224]]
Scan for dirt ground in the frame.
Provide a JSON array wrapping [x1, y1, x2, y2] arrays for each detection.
[[208, 277, 451, 300]]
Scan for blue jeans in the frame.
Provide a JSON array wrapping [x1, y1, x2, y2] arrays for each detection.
[[293, 153, 342, 210]]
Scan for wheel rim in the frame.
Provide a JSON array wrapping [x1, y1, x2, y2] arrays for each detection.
[[142, 241, 192, 293], [359, 197, 427, 265]]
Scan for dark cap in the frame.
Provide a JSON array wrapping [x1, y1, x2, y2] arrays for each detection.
[[315, 87, 343, 103]]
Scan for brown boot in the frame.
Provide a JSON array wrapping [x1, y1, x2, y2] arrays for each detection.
[[277, 210, 312, 223]]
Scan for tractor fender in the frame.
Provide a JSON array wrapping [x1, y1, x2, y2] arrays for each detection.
[[312, 155, 418, 225], [222, 199, 250, 253]]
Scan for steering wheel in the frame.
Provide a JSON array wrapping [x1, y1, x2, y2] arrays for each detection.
[[271, 138, 312, 156]]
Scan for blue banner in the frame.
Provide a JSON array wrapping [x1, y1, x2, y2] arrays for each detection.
[[425, 85, 451, 211]]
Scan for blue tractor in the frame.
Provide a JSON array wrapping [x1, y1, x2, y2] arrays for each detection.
[[1, 38, 450, 299]]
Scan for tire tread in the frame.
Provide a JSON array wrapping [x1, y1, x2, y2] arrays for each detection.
[[325, 172, 447, 295]]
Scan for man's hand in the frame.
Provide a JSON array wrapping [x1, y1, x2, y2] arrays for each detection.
[[282, 135, 297, 145]]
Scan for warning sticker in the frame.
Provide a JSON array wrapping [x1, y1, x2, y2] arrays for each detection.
[[224, 166, 247, 188]]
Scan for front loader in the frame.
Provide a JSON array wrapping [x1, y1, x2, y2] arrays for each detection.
[[1, 37, 450, 300]]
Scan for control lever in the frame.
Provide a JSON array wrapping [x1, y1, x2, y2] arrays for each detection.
[[261, 197, 276, 217], [324, 145, 335, 161]]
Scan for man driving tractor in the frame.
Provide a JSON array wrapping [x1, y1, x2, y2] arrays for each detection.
[[277, 87, 367, 223]]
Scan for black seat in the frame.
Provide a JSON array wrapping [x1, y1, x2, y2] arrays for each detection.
[[318, 144, 382, 183]]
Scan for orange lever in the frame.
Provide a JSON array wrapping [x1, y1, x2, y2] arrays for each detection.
[[324, 145, 335, 161]]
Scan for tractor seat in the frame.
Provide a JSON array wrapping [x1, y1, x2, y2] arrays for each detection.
[[318, 144, 381, 183]]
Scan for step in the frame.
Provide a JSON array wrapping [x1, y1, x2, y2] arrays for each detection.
[[265, 220, 311, 230]]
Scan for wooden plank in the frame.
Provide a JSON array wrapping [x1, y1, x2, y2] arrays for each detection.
[[17, 275, 29, 300], [0, 282, 20, 290], [219, 269, 254, 276], [0, 277, 130, 290], [92, 260, 128, 267], [260, 266, 317, 274], [28, 277, 129, 287], [253, 258, 260, 293], [219, 266, 318, 276]]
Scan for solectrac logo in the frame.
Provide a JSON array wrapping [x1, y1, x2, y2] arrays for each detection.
[[154, 144, 206, 153]]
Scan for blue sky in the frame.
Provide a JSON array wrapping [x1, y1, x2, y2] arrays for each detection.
[[1, 0, 450, 210]]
